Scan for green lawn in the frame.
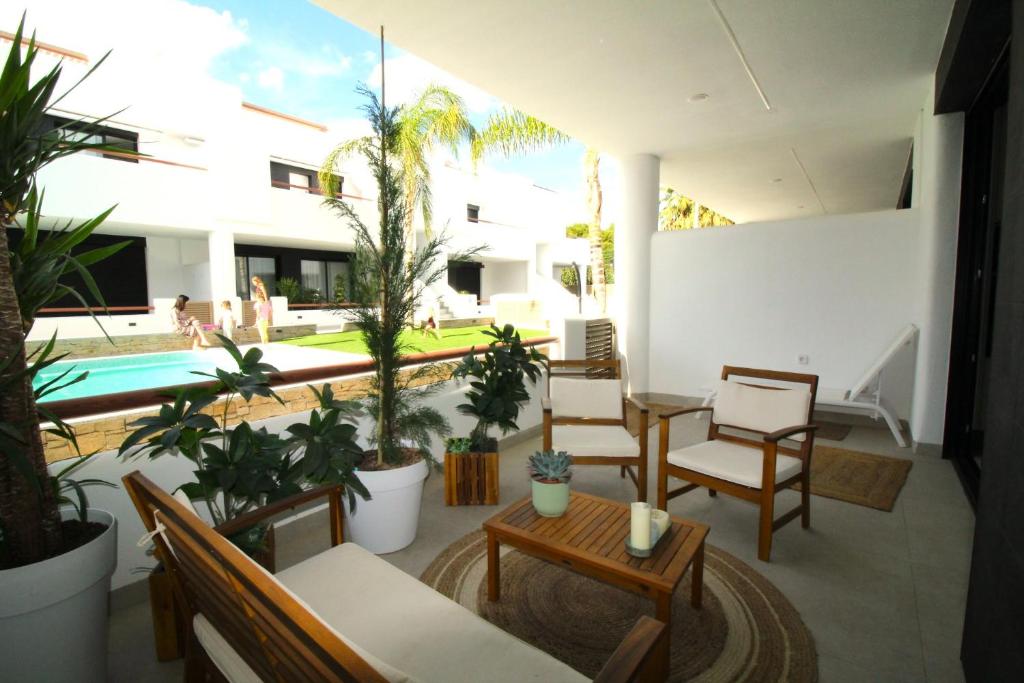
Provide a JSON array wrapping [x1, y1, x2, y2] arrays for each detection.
[[281, 325, 548, 356]]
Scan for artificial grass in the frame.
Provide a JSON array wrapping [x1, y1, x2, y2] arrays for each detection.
[[281, 324, 548, 356]]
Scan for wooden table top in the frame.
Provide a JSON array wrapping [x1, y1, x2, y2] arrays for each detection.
[[483, 492, 709, 592]]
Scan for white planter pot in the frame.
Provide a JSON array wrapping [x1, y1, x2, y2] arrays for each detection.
[[344, 458, 428, 554], [0, 507, 117, 683]]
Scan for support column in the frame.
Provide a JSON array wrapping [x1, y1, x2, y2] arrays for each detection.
[[612, 153, 660, 394], [207, 230, 236, 305]]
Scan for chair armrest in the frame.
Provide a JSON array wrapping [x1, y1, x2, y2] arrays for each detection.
[[659, 406, 712, 421], [541, 396, 552, 413], [625, 395, 649, 413], [764, 424, 818, 443], [214, 484, 343, 537], [593, 616, 667, 683]]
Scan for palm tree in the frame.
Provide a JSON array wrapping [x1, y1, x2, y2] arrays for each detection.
[[321, 85, 568, 249], [0, 19, 122, 567], [584, 148, 607, 311]]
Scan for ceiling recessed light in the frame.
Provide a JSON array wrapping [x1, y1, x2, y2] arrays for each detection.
[[772, 177, 783, 183], [687, 93, 710, 103], [797, 205, 805, 209]]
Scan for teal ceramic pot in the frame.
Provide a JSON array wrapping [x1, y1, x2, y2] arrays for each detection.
[[531, 480, 570, 517]]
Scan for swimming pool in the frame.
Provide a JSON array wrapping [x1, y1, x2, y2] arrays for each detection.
[[34, 350, 222, 402], [32, 344, 369, 403]]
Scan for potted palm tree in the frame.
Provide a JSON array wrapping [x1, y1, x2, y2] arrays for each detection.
[[321, 76, 475, 553], [0, 19, 130, 682], [446, 324, 547, 505]]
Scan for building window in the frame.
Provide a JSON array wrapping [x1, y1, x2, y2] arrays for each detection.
[[300, 259, 350, 301], [467, 204, 480, 222], [270, 161, 343, 196], [42, 115, 139, 162], [235, 256, 277, 299]]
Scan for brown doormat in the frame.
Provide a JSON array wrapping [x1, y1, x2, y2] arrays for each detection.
[[814, 421, 852, 441], [422, 530, 818, 682], [795, 446, 913, 512]]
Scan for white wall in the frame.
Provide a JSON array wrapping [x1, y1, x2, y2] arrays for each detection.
[[53, 373, 549, 590], [647, 208, 922, 418], [480, 261, 529, 299], [145, 236, 186, 301], [910, 90, 964, 445]]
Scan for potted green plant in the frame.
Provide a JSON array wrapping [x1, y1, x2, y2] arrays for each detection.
[[320, 82, 479, 554], [528, 450, 573, 517], [446, 323, 547, 505], [119, 337, 369, 557], [0, 18, 134, 682]]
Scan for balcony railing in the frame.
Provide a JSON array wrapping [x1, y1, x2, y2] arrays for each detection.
[[270, 180, 369, 201]]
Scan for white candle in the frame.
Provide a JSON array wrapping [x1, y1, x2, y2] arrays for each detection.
[[630, 502, 652, 550], [651, 509, 671, 537]]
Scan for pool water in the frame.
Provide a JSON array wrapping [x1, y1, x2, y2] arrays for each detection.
[[34, 351, 222, 403]]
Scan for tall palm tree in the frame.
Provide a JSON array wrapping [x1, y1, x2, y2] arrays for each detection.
[[583, 148, 607, 312], [321, 85, 568, 250]]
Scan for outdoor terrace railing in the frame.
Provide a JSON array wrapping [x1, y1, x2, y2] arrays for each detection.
[[43, 335, 558, 421], [270, 180, 370, 201]]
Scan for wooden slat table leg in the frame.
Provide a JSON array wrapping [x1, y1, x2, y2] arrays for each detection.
[[487, 530, 500, 601], [691, 539, 705, 609], [653, 591, 672, 679]]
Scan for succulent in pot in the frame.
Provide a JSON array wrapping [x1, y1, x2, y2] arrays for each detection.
[[528, 450, 573, 517]]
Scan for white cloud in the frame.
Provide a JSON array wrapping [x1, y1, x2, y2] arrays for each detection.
[[2, 0, 249, 134], [257, 66, 285, 91], [255, 42, 352, 79], [238, 72, 251, 83], [367, 54, 497, 112], [362, 50, 377, 64]]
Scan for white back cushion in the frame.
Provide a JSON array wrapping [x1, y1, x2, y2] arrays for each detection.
[[713, 380, 812, 442], [550, 377, 623, 419]]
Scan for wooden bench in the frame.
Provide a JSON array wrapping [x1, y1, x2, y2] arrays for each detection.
[[124, 471, 669, 682]]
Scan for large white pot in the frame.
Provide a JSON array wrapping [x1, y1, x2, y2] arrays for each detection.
[[0, 507, 117, 683], [344, 458, 428, 554]]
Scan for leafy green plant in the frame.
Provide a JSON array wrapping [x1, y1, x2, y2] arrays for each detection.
[[119, 337, 368, 551], [276, 276, 301, 303], [445, 437, 472, 454], [528, 450, 573, 484], [0, 16, 128, 567], [451, 323, 548, 451], [322, 84, 477, 468]]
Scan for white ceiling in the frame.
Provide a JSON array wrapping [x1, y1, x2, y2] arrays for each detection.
[[315, 0, 954, 223]]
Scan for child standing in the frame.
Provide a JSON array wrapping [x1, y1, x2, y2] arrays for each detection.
[[254, 291, 272, 344], [216, 300, 236, 341]]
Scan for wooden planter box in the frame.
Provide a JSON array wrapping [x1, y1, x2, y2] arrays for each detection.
[[444, 451, 499, 505]]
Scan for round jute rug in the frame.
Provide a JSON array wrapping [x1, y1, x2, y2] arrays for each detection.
[[420, 531, 817, 682]]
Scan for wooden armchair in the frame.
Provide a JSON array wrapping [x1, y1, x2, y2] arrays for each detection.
[[656, 367, 818, 562], [543, 359, 649, 502], [124, 472, 668, 682]]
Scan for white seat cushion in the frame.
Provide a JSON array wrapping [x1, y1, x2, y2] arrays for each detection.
[[550, 377, 623, 419], [713, 380, 812, 441], [666, 440, 803, 489], [551, 425, 640, 458], [277, 543, 588, 683]]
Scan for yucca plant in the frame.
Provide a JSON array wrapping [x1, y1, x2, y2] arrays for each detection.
[[0, 16, 129, 568], [528, 450, 573, 484]]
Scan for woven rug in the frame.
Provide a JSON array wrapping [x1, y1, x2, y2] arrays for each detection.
[[793, 446, 912, 511], [421, 531, 818, 682]]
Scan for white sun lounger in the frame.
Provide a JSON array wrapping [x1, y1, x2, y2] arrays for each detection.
[[700, 325, 918, 447]]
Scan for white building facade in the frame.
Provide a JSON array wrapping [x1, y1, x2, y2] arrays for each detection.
[[20, 39, 588, 342]]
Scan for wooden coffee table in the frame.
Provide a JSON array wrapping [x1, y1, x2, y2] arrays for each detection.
[[483, 492, 708, 672]]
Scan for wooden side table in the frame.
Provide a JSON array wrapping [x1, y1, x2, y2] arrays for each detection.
[[483, 492, 708, 677]]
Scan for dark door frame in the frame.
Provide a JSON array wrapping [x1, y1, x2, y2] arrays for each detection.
[[942, 50, 1010, 508]]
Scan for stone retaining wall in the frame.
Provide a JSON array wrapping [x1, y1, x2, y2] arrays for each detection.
[[42, 360, 452, 463], [28, 324, 316, 360]]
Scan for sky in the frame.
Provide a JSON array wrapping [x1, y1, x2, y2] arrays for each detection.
[[198, 0, 589, 195]]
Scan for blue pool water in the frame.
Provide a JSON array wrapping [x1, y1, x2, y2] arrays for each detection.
[[34, 351, 220, 403]]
